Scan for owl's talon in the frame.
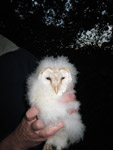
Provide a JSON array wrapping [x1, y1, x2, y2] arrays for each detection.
[[43, 144, 53, 150]]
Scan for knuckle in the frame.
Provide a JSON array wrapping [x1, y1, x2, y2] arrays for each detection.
[[31, 120, 44, 131], [25, 111, 30, 120], [38, 120, 45, 129], [32, 122, 39, 131]]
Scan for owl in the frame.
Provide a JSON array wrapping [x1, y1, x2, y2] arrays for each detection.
[[27, 56, 85, 150]]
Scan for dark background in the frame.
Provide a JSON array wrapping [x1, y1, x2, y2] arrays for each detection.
[[0, 0, 113, 150]]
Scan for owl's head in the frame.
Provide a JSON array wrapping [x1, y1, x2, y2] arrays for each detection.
[[38, 67, 72, 95], [30, 56, 78, 96], [38, 66, 72, 95]]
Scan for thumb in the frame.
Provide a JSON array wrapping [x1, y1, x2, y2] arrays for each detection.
[[25, 107, 39, 121]]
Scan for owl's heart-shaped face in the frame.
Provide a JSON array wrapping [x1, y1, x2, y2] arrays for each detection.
[[38, 67, 72, 95]]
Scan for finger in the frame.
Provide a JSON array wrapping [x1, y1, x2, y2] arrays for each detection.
[[25, 107, 39, 121], [68, 109, 77, 114], [31, 119, 45, 131], [60, 93, 76, 103], [38, 122, 64, 138]]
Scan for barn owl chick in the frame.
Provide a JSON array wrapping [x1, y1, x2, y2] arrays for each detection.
[[27, 56, 85, 150]]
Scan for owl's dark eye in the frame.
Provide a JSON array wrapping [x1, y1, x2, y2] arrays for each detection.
[[46, 77, 51, 80], [61, 77, 65, 80]]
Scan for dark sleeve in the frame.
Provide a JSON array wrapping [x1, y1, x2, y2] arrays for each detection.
[[0, 49, 38, 141]]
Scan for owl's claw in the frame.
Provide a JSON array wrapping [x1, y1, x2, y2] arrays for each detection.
[[43, 144, 53, 150]]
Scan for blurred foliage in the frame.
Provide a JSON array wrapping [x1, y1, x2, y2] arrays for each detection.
[[0, 0, 113, 55]]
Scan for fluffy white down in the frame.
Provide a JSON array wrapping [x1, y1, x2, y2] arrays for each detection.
[[27, 56, 85, 150]]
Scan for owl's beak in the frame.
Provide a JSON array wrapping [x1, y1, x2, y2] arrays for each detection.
[[54, 86, 58, 94], [52, 85, 59, 94], [51, 79, 61, 94]]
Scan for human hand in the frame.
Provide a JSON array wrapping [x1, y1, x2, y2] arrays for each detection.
[[12, 107, 64, 150], [60, 93, 77, 114]]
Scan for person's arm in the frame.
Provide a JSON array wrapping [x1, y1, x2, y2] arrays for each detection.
[[0, 107, 63, 150]]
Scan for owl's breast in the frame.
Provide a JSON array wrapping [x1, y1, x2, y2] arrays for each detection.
[[37, 97, 68, 125], [29, 82, 78, 126]]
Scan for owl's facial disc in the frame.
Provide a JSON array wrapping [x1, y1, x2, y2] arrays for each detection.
[[39, 67, 72, 95], [49, 75, 65, 94]]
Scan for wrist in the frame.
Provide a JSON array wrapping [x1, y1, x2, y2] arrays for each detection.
[[12, 123, 29, 150], [0, 132, 27, 150], [11, 130, 27, 150]]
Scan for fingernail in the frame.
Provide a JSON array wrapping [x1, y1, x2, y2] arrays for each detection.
[[58, 122, 64, 128]]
